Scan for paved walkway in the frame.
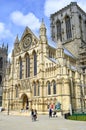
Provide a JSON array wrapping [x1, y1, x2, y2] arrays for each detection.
[[0, 113, 86, 130]]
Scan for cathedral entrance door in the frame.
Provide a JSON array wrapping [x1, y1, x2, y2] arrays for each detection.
[[22, 94, 28, 110]]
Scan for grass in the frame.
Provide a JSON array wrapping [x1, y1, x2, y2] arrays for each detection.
[[67, 114, 86, 121]]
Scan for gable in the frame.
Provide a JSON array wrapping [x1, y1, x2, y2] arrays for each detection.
[[20, 26, 39, 51]]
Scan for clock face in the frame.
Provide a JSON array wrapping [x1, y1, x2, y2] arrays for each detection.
[[22, 34, 32, 50]]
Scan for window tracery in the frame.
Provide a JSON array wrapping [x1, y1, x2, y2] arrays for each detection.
[[56, 20, 62, 41], [26, 55, 30, 78], [65, 16, 72, 39]]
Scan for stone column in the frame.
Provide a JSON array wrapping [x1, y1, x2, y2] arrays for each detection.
[[57, 78, 62, 102], [62, 78, 71, 114], [40, 81, 44, 112], [74, 80, 81, 111]]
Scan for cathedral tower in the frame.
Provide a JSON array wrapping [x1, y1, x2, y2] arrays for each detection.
[[0, 44, 8, 106], [50, 2, 86, 71]]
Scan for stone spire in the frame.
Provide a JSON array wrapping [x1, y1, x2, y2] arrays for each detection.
[[40, 18, 46, 28], [2, 42, 4, 48], [39, 18, 47, 37], [14, 34, 19, 46]]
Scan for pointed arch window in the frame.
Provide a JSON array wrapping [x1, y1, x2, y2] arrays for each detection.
[[19, 57, 22, 79], [0, 75, 2, 84], [53, 81, 56, 94], [33, 52, 37, 76], [79, 15, 83, 39], [48, 82, 51, 95], [56, 20, 62, 41], [65, 16, 72, 39], [84, 20, 86, 41], [15, 86, 18, 98], [0, 57, 3, 69], [33, 82, 36, 96], [26, 55, 30, 78]]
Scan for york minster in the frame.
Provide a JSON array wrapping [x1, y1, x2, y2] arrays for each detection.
[[2, 2, 86, 115]]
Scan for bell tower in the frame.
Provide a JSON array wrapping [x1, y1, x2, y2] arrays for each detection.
[[0, 43, 8, 106], [50, 2, 86, 72]]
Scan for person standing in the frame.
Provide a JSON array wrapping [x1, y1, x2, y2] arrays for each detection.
[[33, 109, 37, 121], [31, 109, 34, 121], [49, 108, 52, 118]]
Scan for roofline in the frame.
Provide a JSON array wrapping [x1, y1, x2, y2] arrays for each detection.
[[48, 44, 56, 50], [50, 2, 86, 19]]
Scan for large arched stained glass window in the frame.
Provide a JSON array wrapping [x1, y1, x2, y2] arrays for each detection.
[[48, 82, 51, 95], [26, 55, 30, 78], [56, 20, 62, 41], [19, 57, 22, 79], [33, 82, 36, 96], [53, 81, 56, 94], [33, 52, 37, 76], [65, 16, 72, 39], [0, 57, 3, 69]]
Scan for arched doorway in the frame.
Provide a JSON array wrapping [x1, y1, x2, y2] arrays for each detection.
[[21, 94, 29, 110]]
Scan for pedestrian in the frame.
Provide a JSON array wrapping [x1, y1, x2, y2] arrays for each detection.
[[33, 109, 37, 121], [49, 108, 52, 118], [31, 109, 34, 121]]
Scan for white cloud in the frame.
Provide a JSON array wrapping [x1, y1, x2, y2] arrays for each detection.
[[0, 22, 13, 39], [10, 11, 41, 31], [44, 0, 86, 17]]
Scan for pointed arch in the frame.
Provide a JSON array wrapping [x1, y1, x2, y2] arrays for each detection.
[[33, 51, 37, 76], [47, 81, 51, 95], [65, 15, 72, 39], [24, 53, 30, 78], [52, 80, 56, 94], [19, 56, 22, 79], [56, 20, 62, 41], [33, 81, 36, 96], [79, 15, 83, 39], [20, 93, 29, 109]]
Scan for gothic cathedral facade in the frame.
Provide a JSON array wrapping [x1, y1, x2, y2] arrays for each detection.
[[2, 2, 86, 114]]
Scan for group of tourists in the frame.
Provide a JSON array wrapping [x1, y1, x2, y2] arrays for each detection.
[[31, 105, 58, 121]]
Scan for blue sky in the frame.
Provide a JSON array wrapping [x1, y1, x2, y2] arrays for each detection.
[[0, 0, 86, 58]]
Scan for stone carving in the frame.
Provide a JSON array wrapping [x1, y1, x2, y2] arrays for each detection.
[[21, 79, 32, 91]]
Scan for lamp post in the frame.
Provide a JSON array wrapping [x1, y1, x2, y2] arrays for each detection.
[[7, 98, 10, 115]]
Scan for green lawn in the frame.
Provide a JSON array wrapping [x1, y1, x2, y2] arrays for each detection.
[[67, 114, 86, 121]]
